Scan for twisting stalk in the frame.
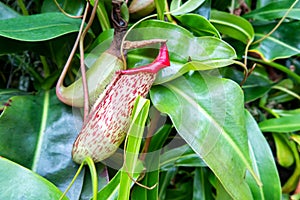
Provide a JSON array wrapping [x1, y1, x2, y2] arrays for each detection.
[[56, 1, 128, 108], [72, 42, 170, 164]]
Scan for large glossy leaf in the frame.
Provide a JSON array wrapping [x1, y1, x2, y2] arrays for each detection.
[[259, 114, 300, 132], [243, 0, 300, 21], [0, 89, 84, 199], [250, 21, 300, 61], [150, 72, 258, 199], [210, 10, 254, 44], [0, 12, 82, 41], [0, 157, 68, 200], [125, 20, 236, 84], [244, 110, 281, 200]]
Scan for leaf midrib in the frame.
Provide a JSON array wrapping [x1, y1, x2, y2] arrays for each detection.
[[165, 82, 260, 183]]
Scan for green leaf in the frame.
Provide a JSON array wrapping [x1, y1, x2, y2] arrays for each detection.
[[0, 12, 82, 41], [250, 22, 300, 61], [118, 96, 150, 200], [0, 89, 84, 199], [174, 14, 220, 37], [210, 10, 254, 44], [150, 72, 258, 199], [259, 114, 300, 132], [170, 0, 205, 15], [0, 2, 20, 20], [245, 110, 281, 200], [0, 157, 68, 200], [126, 20, 236, 84], [243, 0, 300, 21]]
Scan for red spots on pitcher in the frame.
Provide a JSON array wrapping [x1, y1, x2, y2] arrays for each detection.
[[72, 43, 170, 164]]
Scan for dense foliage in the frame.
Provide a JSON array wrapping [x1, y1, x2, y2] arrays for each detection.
[[0, 0, 300, 199]]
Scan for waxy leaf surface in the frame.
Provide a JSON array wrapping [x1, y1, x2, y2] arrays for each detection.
[[150, 72, 256, 199], [0, 89, 84, 199], [0, 157, 68, 200]]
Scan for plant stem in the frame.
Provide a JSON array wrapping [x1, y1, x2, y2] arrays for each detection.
[[17, 0, 29, 15]]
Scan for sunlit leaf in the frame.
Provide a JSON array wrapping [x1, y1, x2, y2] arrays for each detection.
[[150, 72, 258, 199]]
